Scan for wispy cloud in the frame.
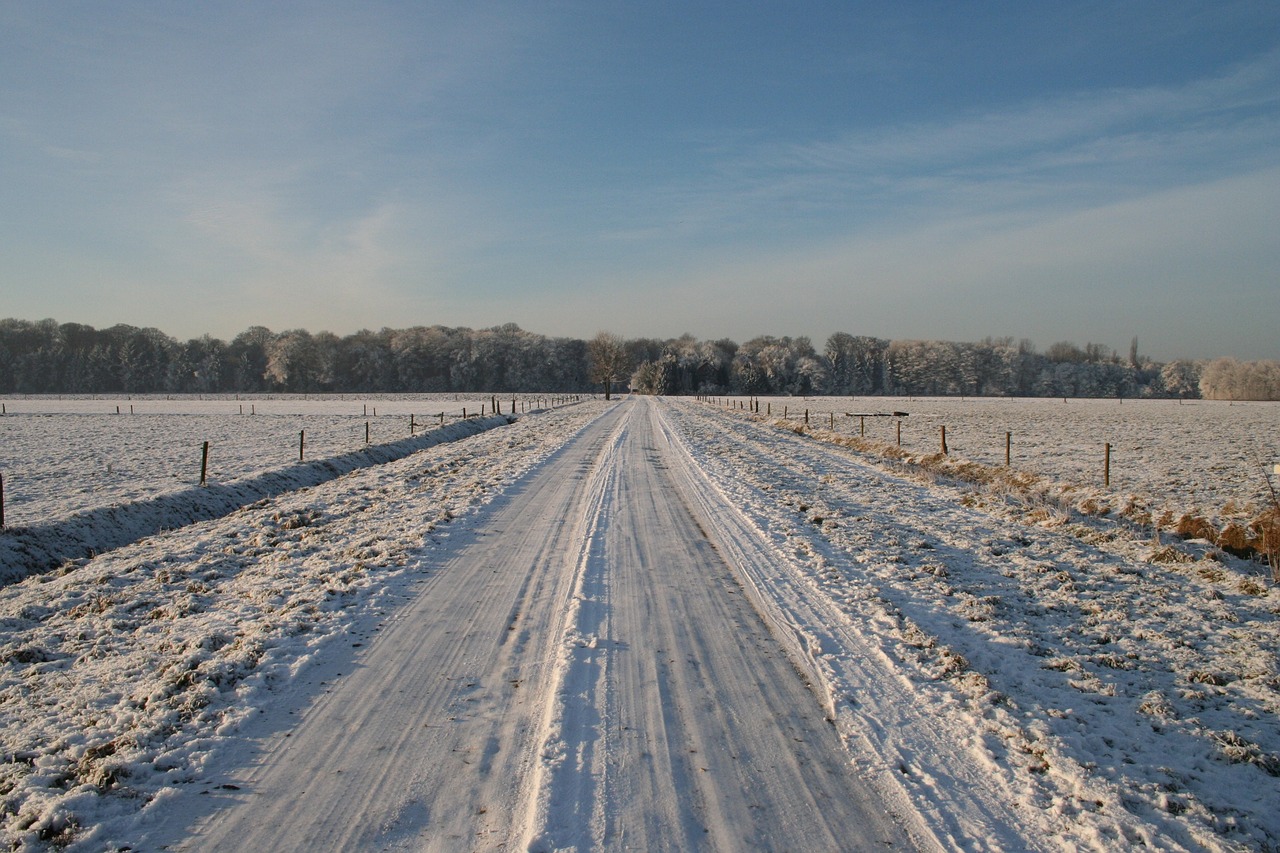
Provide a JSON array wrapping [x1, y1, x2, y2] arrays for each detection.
[[642, 49, 1280, 240], [173, 169, 415, 314], [786, 48, 1278, 170]]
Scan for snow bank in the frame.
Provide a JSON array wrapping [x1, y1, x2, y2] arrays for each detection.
[[0, 416, 514, 586]]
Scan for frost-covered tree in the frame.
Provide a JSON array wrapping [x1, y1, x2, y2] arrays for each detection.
[[630, 360, 661, 395], [336, 328, 393, 391], [1200, 358, 1280, 401], [228, 326, 274, 393], [185, 335, 231, 393], [1155, 362, 1185, 398], [885, 340, 968, 395], [108, 325, 178, 393], [732, 336, 822, 395], [588, 331, 630, 400], [824, 333, 888, 395], [545, 337, 589, 390], [264, 329, 317, 391]]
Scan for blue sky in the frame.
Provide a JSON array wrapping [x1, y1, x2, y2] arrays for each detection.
[[2, 1, 1278, 361]]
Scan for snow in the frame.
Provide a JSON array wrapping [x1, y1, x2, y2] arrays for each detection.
[[733, 396, 1280, 529], [0, 394, 568, 526], [0, 400, 599, 849], [517, 403, 914, 850], [669, 398, 1280, 850], [0, 394, 1276, 850]]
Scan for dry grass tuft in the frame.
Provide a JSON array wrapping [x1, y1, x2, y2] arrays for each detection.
[[1216, 523, 1251, 555], [1175, 514, 1217, 541], [1238, 575, 1268, 596], [1165, 508, 1280, 569], [1148, 545, 1193, 565], [1078, 497, 1111, 517]]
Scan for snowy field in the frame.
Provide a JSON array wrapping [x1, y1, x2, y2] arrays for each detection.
[[670, 399, 1280, 850], [4, 394, 1277, 534], [719, 395, 1280, 528], [0, 393, 581, 527], [0, 395, 1277, 850]]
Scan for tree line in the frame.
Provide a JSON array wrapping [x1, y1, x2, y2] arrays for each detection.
[[1, 318, 1276, 400]]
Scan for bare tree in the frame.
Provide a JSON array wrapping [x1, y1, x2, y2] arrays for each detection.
[[587, 331, 630, 400]]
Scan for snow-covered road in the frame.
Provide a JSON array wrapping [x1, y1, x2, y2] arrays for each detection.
[[161, 397, 919, 851], [4, 395, 1275, 850]]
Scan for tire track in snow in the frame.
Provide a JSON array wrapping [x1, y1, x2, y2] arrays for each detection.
[[660, 400, 1229, 850], [516, 400, 628, 848], [159, 398, 920, 851], [656, 400, 1033, 851], [168, 404, 633, 851], [522, 397, 920, 851]]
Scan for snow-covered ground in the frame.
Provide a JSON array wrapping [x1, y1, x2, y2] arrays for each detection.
[[0, 394, 581, 526], [0, 395, 1276, 850], [0, 400, 606, 849], [6, 394, 1273, 533], [722, 395, 1280, 528], [667, 399, 1280, 850]]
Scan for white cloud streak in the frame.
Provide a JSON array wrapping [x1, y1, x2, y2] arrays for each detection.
[[640, 49, 1280, 240]]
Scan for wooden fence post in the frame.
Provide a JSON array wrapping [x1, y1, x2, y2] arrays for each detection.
[[1006, 432, 1012, 466], [896, 419, 902, 446], [1104, 443, 1111, 486], [366, 421, 370, 445], [829, 412, 835, 429], [200, 441, 209, 486], [941, 425, 948, 455], [0, 472, 5, 528], [299, 430, 305, 461]]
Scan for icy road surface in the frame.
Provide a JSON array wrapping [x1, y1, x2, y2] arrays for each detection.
[[167, 397, 920, 851]]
